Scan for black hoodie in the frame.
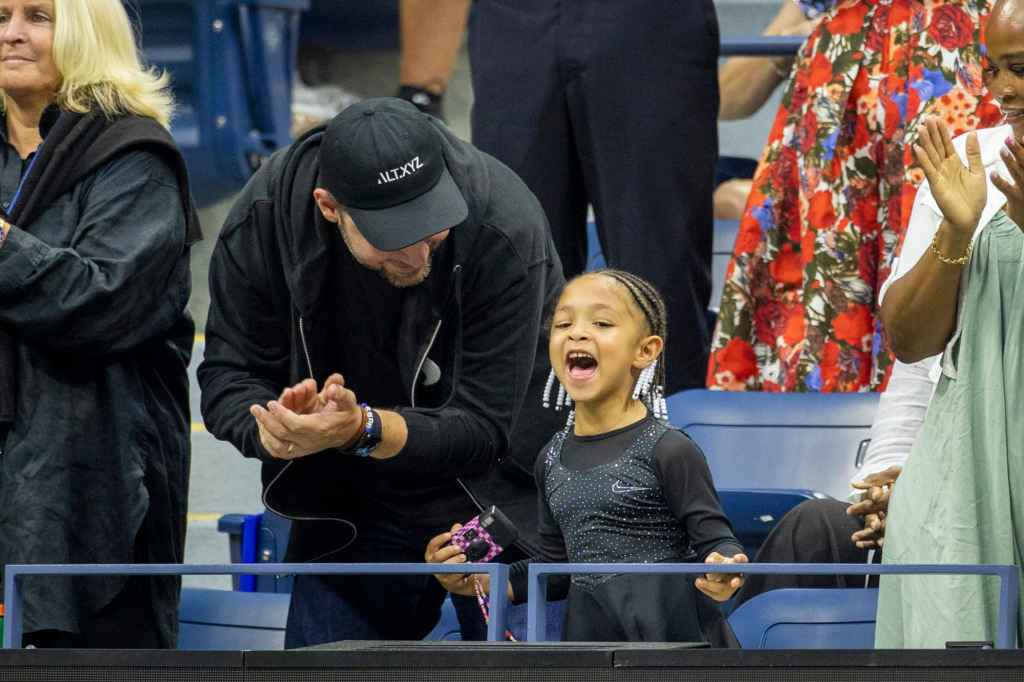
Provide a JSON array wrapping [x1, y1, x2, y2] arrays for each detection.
[[199, 118, 565, 560]]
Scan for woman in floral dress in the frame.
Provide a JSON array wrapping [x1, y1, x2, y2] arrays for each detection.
[[708, 0, 1001, 392]]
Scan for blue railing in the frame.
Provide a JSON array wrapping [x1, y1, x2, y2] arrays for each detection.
[[720, 36, 804, 56], [2, 562, 510, 648], [526, 562, 1020, 648]]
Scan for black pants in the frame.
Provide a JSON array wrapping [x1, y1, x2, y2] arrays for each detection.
[[469, 0, 720, 392], [732, 498, 879, 609]]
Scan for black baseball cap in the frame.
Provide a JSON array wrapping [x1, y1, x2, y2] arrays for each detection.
[[318, 98, 468, 251]]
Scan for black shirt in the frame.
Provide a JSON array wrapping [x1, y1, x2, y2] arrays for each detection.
[[509, 415, 742, 600], [326, 234, 475, 527]]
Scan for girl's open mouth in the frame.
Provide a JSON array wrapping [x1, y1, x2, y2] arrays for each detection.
[[566, 350, 598, 381]]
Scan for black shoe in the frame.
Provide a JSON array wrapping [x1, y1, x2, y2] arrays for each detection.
[[397, 85, 445, 121]]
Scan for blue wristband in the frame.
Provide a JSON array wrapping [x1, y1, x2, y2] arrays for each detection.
[[344, 404, 382, 457]]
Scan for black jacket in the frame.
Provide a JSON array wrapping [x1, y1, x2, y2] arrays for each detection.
[[199, 119, 565, 560], [0, 116, 195, 645]]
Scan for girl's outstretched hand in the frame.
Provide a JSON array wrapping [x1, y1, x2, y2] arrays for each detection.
[[424, 524, 486, 597], [913, 117, 987, 236], [696, 552, 749, 602], [991, 133, 1024, 232]]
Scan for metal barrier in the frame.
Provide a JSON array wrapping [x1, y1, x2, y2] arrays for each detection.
[[525, 562, 1020, 648], [2, 562, 510, 648], [720, 36, 804, 56]]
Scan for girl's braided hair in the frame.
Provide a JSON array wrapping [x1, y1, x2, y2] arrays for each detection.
[[592, 268, 668, 394]]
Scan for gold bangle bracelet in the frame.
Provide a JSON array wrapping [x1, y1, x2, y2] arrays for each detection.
[[929, 231, 972, 266], [772, 58, 791, 80]]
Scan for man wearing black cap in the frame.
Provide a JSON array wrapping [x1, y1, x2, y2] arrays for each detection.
[[198, 98, 564, 646]]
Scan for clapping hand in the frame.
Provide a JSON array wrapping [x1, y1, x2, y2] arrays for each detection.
[[991, 133, 1024, 232], [250, 373, 364, 460], [847, 466, 902, 549], [913, 117, 988, 236], [695, 551, 748, 602]]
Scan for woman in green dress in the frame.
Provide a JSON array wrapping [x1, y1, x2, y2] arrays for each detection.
[[876, 0, 1024, 648]]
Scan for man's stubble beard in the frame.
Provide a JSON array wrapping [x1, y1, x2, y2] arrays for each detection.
[[381, 260, 432, 288], [339, 222, 432, 288]]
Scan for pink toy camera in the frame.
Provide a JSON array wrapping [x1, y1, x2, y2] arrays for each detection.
[[450, 505, 518, 563]]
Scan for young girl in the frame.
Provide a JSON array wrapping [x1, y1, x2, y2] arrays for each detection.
[[426, 269, 748, 643]]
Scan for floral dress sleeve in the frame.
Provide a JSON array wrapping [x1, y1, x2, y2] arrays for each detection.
[[795, 0, 836, 19]]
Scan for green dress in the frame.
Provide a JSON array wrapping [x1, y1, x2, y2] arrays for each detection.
[[876, 210, 1024, 648]]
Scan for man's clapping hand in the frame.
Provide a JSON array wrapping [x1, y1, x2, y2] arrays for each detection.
[[250, 374, 365, 459]]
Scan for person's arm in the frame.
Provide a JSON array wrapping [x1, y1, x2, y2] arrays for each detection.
[[655, 431, 745, 560], [198, 205, 293, 462], [846, 357, 937, 502], [718, 1, 816, 121], [390, 228, 555, 478], [654, 431, 749, 602], [880, 119, 987, 362], [398, 0, 471, 94], [0, 151, 188, 355]]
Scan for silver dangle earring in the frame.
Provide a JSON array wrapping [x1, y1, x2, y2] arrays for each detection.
[[632, 362, 655, 401], [541, 368, 575, 428], [542, 367, 573, 412], [652, 384, 668, 420], [555, 382, 567, 411], [542, 368, 557, 409]]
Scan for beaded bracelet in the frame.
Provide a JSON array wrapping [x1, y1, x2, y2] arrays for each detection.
[[929, 231, 973, 266]]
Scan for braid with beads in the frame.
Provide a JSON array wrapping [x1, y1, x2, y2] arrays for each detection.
[[596, 269, 668, 415]]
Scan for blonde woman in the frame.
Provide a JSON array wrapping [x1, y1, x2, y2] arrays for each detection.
[[0, 0, 199, 648]]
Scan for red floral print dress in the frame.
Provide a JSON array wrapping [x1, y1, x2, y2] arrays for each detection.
[[707, 0, 1001, 392]]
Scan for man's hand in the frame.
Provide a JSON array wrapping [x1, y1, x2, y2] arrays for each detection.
[[848, 465, 902, 549], [991, 133, 1024, 232], [695, 552, 748, 602], [424, 524, 484, 597], [277, 375, 347, 416], [249, 374, 363, 459]]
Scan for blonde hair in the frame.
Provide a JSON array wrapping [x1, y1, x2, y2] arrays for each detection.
[[48, 0, 174, 128]]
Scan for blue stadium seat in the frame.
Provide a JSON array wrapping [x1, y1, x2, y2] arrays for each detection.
[[178, 586, 290, 650], [717, 488, 823, 557], [217, 511, 293, 593], [136, 0, 308, 207], [668, 390, 878, 500], [727, 588, 879, 649], [424, 597, 462, 641]]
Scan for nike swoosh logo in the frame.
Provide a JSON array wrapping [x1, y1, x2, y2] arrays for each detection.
[[612, 481, 652, 494]]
